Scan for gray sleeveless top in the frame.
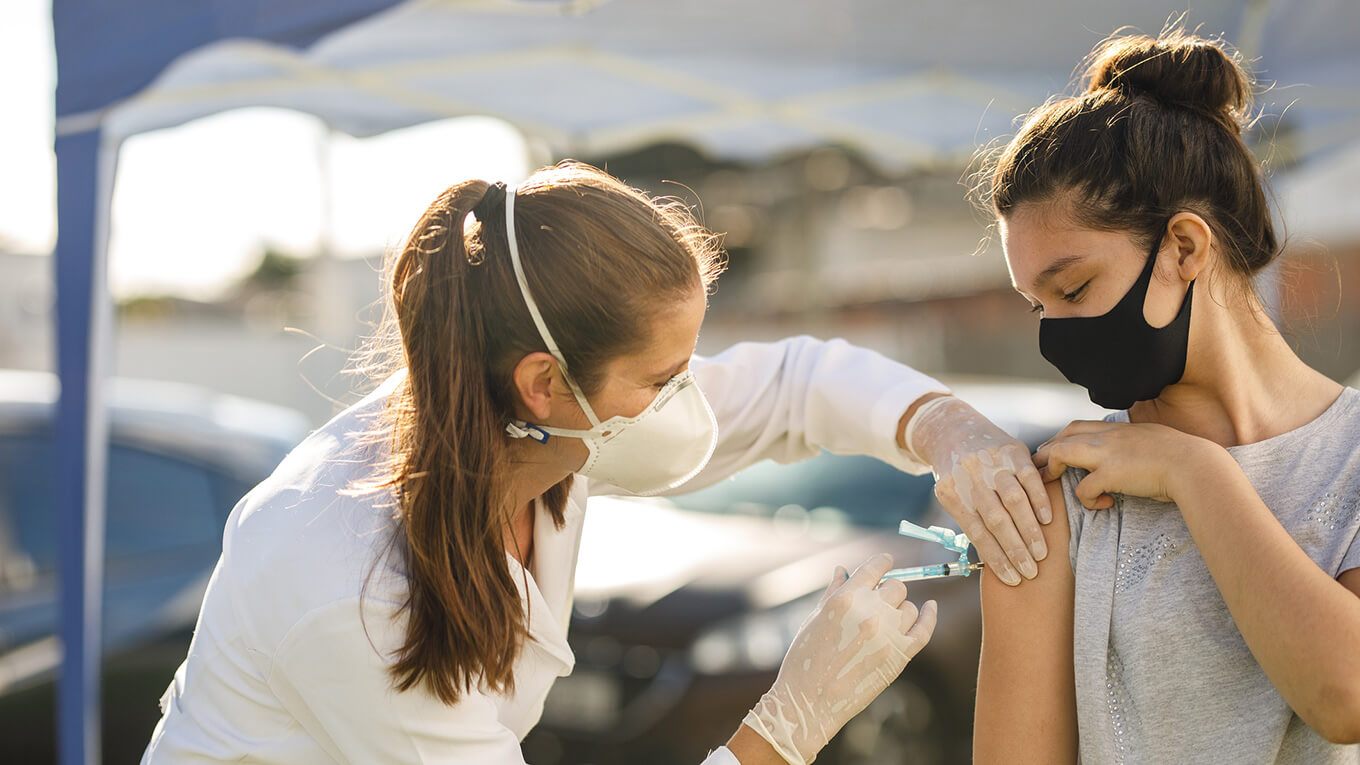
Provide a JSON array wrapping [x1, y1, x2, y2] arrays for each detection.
[[1063, 387, 1360, 764]]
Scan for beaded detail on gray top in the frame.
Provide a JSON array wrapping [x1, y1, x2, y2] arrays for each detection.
[[1063, 387, 1360, 764]]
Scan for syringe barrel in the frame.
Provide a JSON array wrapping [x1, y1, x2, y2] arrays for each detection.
[[880, 563, 951, 582]]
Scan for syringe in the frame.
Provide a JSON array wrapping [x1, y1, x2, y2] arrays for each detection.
[[882, 520, 984, 582], [882, 560, 984, 582]]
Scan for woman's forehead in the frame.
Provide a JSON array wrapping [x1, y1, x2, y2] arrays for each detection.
[[618, 288, 706, 373]]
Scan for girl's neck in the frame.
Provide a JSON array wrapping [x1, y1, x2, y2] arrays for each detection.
[[1129, 294, 1342, 447]]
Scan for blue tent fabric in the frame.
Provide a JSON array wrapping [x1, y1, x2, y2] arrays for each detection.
[[51, 3, 402, 763], [52, 0, 402, 116]]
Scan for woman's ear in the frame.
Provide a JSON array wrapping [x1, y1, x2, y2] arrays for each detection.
[[511, 352, 559, 421], [1167, 212, 1214, 282]]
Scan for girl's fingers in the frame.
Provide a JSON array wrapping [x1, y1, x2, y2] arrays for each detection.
[[1039, 439, 1101, 482], [1050, 420, 1115, 440], [1074, 472, 1117, 510], [1031, 449, 1050, 471]]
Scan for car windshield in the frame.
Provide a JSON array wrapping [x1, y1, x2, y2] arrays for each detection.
[[670, 452, 937, 529]]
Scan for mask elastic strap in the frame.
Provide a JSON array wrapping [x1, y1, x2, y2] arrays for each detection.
[[504, 185, 603, 428]]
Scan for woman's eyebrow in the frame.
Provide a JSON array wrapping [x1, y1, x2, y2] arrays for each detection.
[[1033, 255, 1085, 289]]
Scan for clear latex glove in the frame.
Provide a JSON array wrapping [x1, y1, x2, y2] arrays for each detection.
[[905, 395, 1052, 586], [742, 554, 938, 765]]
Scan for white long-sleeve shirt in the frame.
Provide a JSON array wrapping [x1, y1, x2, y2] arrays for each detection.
[[142, 337, 947, 764]]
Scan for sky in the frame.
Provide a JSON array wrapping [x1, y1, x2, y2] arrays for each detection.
[[1, 0, 529, 300]]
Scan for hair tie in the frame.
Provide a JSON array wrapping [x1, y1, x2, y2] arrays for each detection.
[[471, 181, 507, 224]]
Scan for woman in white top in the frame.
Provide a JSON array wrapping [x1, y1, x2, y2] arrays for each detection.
[[143, 161, 1050, 764]]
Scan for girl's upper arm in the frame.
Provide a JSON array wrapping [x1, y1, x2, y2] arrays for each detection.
[[974, 478, 1078, 765]]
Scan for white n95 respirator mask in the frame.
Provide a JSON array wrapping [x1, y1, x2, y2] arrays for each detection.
[[497, 185, 719, 496]]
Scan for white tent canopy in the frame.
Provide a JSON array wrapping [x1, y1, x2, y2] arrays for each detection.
[[78, 0, 1360, 172]]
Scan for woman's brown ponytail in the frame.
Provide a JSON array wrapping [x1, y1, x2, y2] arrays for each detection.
[[380, 179, 529, 702]]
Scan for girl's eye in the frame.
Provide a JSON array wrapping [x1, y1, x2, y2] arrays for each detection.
[[1063, 281, 1091, 303]]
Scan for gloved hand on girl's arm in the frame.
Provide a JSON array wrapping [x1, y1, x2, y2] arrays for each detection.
[[901, 393, 1053, 586]]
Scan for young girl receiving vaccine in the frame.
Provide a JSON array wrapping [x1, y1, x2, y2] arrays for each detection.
[[973, 30, 1360, 763]]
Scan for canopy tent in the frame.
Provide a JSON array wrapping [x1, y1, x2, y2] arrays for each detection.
[[51, 0, 1360, 761]]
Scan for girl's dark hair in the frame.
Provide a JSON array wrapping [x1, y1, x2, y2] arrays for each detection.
[[978, 28, 1276, 275], [347, 160, 724, 705]]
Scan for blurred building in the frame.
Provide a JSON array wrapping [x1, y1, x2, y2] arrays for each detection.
[[0, 250, 53, 373], [3, 144, 1360, 427]]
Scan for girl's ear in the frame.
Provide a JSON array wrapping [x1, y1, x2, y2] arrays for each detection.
[[1167, 212, 1214, 282], [511, 352, 559, 421]]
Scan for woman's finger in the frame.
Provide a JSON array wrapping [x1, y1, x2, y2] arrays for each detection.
[[1015, 454, 1053, 525], [875, 577, 908, 607], [846, 553, 895, 590], [901, 600, 938, 657], [894, 597, 920, 631], [958, 513, 1020, 586], [821, 565, 848, 602], [974, 486, 1037, 581], [993, 472, 1047, 561]]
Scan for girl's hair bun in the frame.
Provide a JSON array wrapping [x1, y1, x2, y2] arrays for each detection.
[[1085, 30, 1250, 129]]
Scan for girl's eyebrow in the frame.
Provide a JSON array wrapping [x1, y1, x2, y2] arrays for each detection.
[[1033, 255, 1085, 289]]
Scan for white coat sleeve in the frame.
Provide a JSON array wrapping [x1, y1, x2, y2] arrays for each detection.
[[268, 597, 528, 764], [590, 335, 949, 497]]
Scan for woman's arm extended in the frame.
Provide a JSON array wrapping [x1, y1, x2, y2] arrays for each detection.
[[589, 336, 1054, 585], [974, 479, 1078, 764]]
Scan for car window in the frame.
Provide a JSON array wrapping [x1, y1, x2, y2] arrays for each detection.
[[672, 453, 937, 528], [0, 434, 226, 578]]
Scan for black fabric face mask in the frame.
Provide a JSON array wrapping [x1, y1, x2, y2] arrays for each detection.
[[1038, 236, 1194, 410]]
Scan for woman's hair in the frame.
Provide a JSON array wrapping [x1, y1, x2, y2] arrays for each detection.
[[349, 160, 724, 705], [976, 28, 1277, 277]]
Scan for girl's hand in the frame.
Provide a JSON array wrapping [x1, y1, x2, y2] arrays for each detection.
[[903, 395, 1052, 586], [1032, 420, 1218, 509]]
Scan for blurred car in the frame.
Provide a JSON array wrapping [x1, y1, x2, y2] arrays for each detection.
[[525, 380, 1105, 765], [0, 370, 310, 764]]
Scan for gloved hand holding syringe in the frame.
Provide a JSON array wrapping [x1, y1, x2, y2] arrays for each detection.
[[881, 519, 985, 582]]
